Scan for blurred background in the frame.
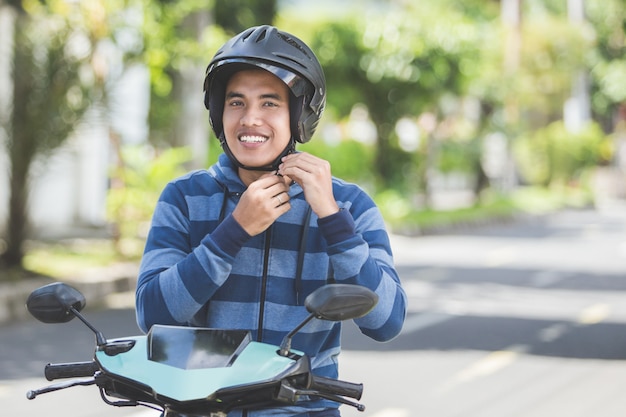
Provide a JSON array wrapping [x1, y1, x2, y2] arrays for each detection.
[[0, 0, 625, 277], [2, 2, 626, 417]]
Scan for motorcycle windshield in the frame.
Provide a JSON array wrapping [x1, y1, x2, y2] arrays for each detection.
[[148, 325, 252, 370]]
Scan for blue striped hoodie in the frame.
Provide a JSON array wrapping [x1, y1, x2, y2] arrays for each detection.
[[136, 153, 407, 416]]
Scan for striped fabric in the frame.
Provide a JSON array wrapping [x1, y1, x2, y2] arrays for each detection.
[[136, 153, 407, 416]]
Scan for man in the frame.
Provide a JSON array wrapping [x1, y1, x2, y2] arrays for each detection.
[[136, 25, 406, 417]]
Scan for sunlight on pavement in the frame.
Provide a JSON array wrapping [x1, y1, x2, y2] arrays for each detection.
[[0, 382, 12, 398], [577, 303, 610, 325], [128, 409, 160, 417], [435, 348, 522, 394], [538, 323, 569, 342], [483, 246, 518, 267], [368, 408, 410, 417]]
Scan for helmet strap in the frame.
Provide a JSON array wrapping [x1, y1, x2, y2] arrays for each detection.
[[219, 133, 296, 172]]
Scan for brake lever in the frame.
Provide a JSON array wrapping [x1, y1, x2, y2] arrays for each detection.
[[299, 389, 366, 412], [27, 378, 96, 400], [277, 381, 366, 412]]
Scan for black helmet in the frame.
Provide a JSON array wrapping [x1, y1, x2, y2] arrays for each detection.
[[203, 25, 326, 144]]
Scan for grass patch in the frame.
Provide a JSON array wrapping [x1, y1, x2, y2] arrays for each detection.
[[392, 195, 518, 234], [23, 239, 121, 278], [379, 185, 594, 235]]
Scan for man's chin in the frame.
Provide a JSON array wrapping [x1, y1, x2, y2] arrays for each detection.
[[237, 158, 277, 171]]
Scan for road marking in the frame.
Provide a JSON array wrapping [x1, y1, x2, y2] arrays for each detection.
[[436, 346, 525, 394], [578, 303, 610, 325]]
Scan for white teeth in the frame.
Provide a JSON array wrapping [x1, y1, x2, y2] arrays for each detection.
[[239, 135, 267, 143]]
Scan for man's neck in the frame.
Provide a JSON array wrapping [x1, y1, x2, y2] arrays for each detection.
[[238, 168, 266, 187]]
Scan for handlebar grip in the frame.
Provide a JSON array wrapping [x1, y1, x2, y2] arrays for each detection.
[[44, 361, 99, 381], [309, 375, 363, 400]]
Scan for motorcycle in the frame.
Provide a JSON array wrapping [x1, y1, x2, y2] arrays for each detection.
[[25, 282, 378, 416]]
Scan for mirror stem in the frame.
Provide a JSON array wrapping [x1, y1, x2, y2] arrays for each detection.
[[70, 307, 107, 347], [279, 313, 315, 357]]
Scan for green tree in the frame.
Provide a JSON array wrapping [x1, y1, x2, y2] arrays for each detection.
[[1, 1, 108, 272], [105, 0, 279, 255], [286, 2, 481, 197], [465, 1, 595, 197], [514, 121, 611, 186], [142, 0, 278, 152], [215, 0, 276, 34], [107, 146, 191, 258], [585, 0, 626, 131]]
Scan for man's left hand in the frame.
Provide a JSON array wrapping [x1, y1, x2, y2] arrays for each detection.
[[278, 152, 339, 218]]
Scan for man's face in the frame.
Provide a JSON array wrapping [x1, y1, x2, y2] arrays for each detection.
[[222, 68, 291, 170]]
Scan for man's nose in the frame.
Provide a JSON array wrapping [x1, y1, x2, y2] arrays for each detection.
[[240, 107, 261, 126]]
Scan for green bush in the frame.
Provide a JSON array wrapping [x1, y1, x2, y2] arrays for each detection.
[[106, 146, 192, 258], [514, 121, 612, 187], [300, 139, 377, 187]]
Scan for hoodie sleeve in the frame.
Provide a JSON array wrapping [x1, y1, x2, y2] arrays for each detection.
[[135, 180, 250, 333], [317, 187, 407, 342]]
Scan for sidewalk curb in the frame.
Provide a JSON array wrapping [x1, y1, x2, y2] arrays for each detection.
[[0, 263, 138, 325]]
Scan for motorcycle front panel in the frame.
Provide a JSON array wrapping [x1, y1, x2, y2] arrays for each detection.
[[95, 325, 303, 402]]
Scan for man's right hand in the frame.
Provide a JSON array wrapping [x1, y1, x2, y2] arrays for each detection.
[[231, 173, 291, 236]]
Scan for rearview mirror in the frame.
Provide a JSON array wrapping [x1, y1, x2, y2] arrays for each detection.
[[279, 284, 379, 356], [304, 284, 378, 321], [26, 282, 86, 324]]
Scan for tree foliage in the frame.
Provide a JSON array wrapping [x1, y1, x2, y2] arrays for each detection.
[[514, 121, 611, 186], [1, 1, 108, 271], [2, 0, 623, 274], [215, 0, 276, 34], [285, 2, 482, 194], [140, 0, 278, 146], [585, 0, 626, 128], [107, 146, 191, 258]]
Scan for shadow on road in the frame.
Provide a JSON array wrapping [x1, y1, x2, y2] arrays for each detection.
[[342, 312, 626, 360], [0, 308, 140, 381], [343, 262, 626, 360], [396, 264, 626, 293]]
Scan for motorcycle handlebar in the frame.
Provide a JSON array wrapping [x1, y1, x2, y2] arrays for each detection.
[[45, 361, 99, 381], [309, 375, 363, 400]]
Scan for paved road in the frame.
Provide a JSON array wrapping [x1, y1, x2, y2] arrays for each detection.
[[2, 204, 626, 417], [341, 203, 626, 417]]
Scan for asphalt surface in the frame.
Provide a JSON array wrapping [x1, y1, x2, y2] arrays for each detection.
[[2, 202, 626, 417]]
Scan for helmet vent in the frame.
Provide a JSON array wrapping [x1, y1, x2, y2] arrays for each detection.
[[255, 28, 268, 42], [277, 33, 311, 60]]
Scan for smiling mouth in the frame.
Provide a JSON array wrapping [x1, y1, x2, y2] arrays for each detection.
[[239, 135, 268, 143]]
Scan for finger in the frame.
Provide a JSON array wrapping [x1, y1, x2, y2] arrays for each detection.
[[283, 153, 329, 173], [251, 174, 284, 189], [281, 161, 329, 184], [273, 191, 290, 206]]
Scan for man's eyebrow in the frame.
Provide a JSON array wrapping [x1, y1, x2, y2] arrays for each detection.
[[260, 93, 285, 101], [225, 91, 285, 101]]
